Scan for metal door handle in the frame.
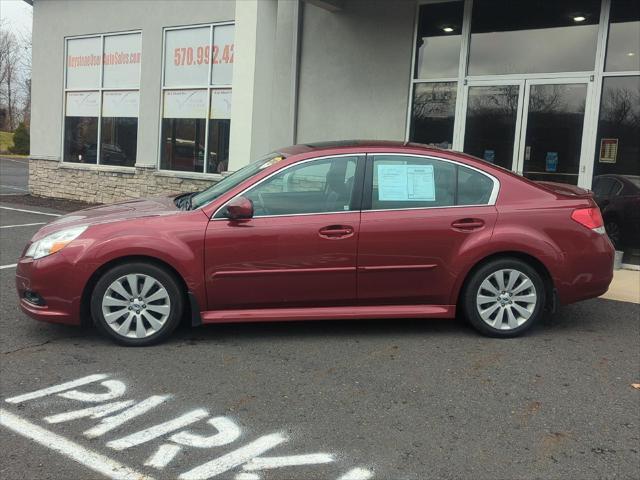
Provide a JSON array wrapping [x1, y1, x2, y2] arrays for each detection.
[[318, 225, 354, 239], [451, 218, 485, 230]]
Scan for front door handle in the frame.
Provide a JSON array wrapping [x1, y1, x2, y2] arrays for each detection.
[[451, 218, 485, 231], [318, 225, 354, 239]]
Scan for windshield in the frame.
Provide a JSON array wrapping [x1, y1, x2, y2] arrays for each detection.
[[189, 153, 286, 210]]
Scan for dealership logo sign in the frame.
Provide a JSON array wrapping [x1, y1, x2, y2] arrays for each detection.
[[1, 374, 373, 480]]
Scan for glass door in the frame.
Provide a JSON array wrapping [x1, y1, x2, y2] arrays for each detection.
[[460, 80, 524, 171], [516, 78, 592, 185]]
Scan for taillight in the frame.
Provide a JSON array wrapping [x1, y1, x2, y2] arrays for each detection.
[[571, 207, 605, 234]]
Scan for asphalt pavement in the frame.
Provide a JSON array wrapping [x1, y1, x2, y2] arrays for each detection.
[[0, 197, 639, 480], [0, 157, 29, 195]]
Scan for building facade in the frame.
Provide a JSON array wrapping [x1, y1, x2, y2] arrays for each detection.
[[28, 0, 639, 262]]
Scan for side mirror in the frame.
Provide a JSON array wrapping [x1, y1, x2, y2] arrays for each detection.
[[225, 196, 254, 220]]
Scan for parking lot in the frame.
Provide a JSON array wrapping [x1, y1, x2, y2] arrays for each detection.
[[1, 186, 639, 479]]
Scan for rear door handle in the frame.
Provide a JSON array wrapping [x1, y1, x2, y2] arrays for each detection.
[[318, 225, 354, 239], [451, 218, 485, 231]]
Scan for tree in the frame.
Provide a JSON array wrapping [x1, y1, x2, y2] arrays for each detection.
[[0, 19, 29, 131], [9, 121, 29, 154]]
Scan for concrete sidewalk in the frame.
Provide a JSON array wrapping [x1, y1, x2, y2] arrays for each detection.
[[601, 269, 640, 304]]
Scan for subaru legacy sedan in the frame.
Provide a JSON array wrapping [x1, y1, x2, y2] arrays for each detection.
[[16, 141, 614, 346]]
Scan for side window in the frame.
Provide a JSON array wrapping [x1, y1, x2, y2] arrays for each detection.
[[243, 156, 359, 216], [371, 155, 494, 210], [592, 177, 614, 198], [457, 165, 494, 205]]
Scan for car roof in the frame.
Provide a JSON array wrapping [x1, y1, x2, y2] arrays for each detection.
[[277, 140, 450, 156]]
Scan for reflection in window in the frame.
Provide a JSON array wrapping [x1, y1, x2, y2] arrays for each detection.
[[244, 157, 358, 216], [207, 119, 231, 174], [100, 117, 138, 167], [414, 2, 463, 79], [160, 118, 206, 172], [592, 76, 640, 261], [63, 117, 98, 164], [522, 83, 587, 185], [468, 0, 600, 75], [605, 0, 640, 72], [410, 82, 456, 149], [463, 85, 519, 169], [593, 76, 640, 179]]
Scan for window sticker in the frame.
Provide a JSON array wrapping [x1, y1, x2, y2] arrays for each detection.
[[545, 152, 558, 172], [599, 138, 618, 164], [377, 164, 435, 201]]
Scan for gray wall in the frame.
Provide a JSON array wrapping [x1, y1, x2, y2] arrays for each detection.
[[296, 0, 416, 144], [31, 0, 235, 165]]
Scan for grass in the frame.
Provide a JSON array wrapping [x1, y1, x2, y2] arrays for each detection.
[[0, 130, 14, 153]]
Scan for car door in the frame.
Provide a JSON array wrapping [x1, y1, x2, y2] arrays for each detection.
[[204, 154, 364, 310], [357, 154, 498, 306]]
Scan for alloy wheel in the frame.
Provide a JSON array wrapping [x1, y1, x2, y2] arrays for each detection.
[[475, 268, 537, 330], [101, 273, 171, 339]]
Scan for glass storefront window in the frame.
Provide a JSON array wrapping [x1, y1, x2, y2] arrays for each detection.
[[468, 0, 600, 75], [161, 24, 234, 174], [463, 85, 519, 169], [414, 2, 463, 79], [605, 0, 640, 72], [592, 76, 640, 261], [410, 82, 457, 149], [522, 83, 587, 185], [63, 33, 141, 166]]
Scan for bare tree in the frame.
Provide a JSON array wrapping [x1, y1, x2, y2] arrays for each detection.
[[0, 20, 22, 130]]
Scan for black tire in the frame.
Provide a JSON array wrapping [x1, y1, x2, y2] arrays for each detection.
[[604, 219, 622, 250], [462, 257, 546, 338], [91, 262, 184, 346]]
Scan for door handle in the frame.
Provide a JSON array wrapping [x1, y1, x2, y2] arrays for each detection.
[[318, 225, 354, 239], [451, 218, 485, 231]]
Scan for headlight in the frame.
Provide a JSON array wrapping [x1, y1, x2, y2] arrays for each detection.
[[25, 226, 88, 260]]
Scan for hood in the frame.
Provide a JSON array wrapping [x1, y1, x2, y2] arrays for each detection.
[[37, 195, 179, 236]]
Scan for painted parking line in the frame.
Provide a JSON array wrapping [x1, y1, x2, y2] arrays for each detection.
[[1, 222, 46, 229], [0, 206, 62, 217], [0, 264, 17, 270], [0, 409, 155, 480], [3, 374, 375, 480]]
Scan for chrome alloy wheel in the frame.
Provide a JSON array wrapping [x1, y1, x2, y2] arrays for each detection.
[[101, 273, 171, 339], [475, 269, 537, 330]]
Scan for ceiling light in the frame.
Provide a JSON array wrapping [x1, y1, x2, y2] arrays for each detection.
[[627, 52, 636, 57], [573, 16, 586, 22], [443, 27, 454, 32]]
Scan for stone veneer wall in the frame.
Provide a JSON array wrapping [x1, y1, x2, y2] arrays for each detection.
[[29, 158, 222, 204]]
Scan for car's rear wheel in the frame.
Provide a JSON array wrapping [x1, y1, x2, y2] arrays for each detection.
[[462, 258, 546, 337], [91, 262, 183, 346]]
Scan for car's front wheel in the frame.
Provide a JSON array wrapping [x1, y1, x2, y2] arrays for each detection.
[[462, 258, 546, 337], [91, 262, 184, 346]]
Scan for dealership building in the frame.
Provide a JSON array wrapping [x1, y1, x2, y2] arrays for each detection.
[[26, 0, 639, 262]]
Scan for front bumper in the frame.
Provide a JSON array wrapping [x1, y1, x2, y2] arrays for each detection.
[[15, 252, 89, 326]]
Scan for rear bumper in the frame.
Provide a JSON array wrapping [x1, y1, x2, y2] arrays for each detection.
[[15, 253, 88, 326], [554, 234, 615, 305]]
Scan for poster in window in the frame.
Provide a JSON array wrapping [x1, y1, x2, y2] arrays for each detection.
[[377, 164, 435, 201], [65, 91, 100, 117], [103, 33, 142, 89], [102, 91, 139, 118], [210, 89, 232, 119], [545, 152, 558, 172], [164, 27, 211, 87], [599, 138, 618, 164], [211, 25, 234, 85], [163, 89, 208, 118], [66, 37, 102, 89]]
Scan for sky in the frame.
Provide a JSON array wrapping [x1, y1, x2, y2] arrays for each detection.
[[0, 0, 32, 40]]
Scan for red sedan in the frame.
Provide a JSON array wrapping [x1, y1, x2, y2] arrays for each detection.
[[16, 142, 614, 345]]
